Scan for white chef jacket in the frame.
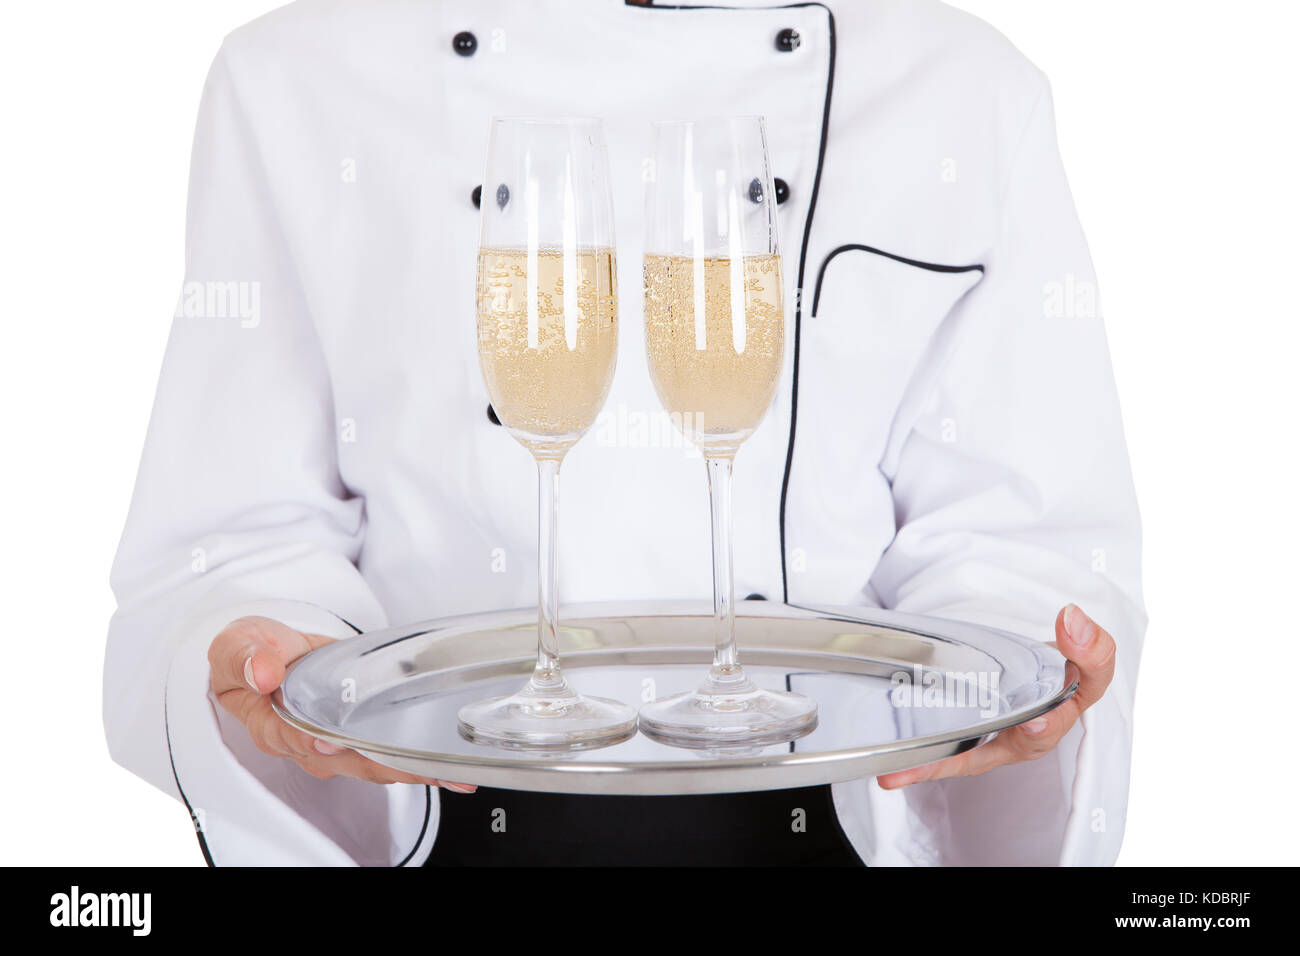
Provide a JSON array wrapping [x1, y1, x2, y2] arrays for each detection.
[[104, 0, 1146, 866]]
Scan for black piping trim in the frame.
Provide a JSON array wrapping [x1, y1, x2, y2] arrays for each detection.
[[775, 4, 836, 605], [395, 786, 434, 867], [361, 626, 442, 656], [335, 615, 364, 635], [810, 243, 985, 318], [621, 2, 844, 608], [164, 692, 216, 867], [165, 608, 431, 867]]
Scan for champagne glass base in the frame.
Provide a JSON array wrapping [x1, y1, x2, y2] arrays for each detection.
[[457, 680, 637, 752], [639, 675, 818, 750]]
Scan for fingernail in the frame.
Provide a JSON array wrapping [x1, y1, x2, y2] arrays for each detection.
[[444, 783, 476, 794], [243, 655, 261, 693], [1022, 717, 1049, 735], [1063, 604, 1097, 648], [313, 739, 344, 755]]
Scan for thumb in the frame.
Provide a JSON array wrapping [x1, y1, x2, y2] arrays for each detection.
[[242, 644, 283, 696], [208, 616, 317, 697]]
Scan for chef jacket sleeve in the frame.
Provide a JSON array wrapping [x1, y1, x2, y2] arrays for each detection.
[[854, 75, 1147, 866], [103, 47, 431, 866]]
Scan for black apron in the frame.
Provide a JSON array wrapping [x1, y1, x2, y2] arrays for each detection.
[[423, 785, 864, 867]]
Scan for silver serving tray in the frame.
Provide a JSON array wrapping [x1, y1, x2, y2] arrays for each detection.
[[273, 602, 1076, 795]]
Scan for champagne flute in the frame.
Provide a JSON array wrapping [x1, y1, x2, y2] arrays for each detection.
[[457, 118, 636, 751], [639, 117, 818, 747]]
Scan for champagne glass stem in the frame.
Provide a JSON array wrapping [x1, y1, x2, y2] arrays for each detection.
[[534, 456, 564, 689], [705, 455, 743, 684]]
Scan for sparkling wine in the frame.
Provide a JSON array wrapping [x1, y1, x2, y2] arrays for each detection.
[[477, 247, 618, 457], [643, 253, 784, 455]]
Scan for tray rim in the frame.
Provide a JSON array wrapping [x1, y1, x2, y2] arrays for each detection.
[[271, 601, 1078, 789]]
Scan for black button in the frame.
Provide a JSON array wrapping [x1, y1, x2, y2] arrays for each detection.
[[474, 184, 510, 210], [453, 31, 478, 56], [744, 593, 767, 601], [487, 404, 502, 426], [775, 28, 801, 52], [748, 177, 791, 205]]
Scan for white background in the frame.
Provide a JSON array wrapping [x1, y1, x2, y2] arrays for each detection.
[[0, 1, 1296, 866]]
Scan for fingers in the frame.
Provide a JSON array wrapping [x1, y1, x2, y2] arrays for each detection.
[[206, 617, 478, 792], [878, 742, 999, 789], [298, 749, 423, 785], [209, 616, 323, 697], [239, 692, 324, 758], [239, 693, 477, 790], [877, 709, 1067, 789], [877, 604, 1117, 790], [289, 747, 478, 792], [1056, 604, 1117, 712], [303, 745, 477, 791]]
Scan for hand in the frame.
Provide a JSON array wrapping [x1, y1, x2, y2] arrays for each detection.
[[209, 616, 476, 793], [877, 604, 1116, 789]]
